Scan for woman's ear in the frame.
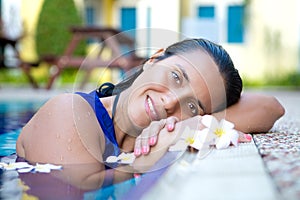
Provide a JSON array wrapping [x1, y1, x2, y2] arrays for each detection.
[[143, 48, 165, 70]]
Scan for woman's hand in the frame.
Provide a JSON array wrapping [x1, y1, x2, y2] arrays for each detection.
[[237, 131, 252, 143], [134, 116, 178, 156]]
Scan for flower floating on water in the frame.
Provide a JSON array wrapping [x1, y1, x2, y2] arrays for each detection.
[[106, 152, 136, 164], [0, 162, 62, 173], [201, 115, 239, 149], [33, 163, 62, 173]]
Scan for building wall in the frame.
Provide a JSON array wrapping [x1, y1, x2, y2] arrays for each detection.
[[136, 0, 181, 56], [240, 0, 299, 80], [18, 0, 300, 82], [184, 0, 299, 81], [20, 0, 84, 62], [19, 0, 43, 62]]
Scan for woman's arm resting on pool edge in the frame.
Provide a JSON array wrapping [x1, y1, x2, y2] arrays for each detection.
[[213, 93, 285, 133]]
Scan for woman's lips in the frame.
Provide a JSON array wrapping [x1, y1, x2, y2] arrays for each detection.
[[145, 95, 159, 121]]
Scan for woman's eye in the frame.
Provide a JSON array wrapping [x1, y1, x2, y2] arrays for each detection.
[[171, 71, 181, 84], [188, 102, 198, 115]]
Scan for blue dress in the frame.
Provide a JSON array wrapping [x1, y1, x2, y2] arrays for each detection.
[[76, 90, 120, 168]]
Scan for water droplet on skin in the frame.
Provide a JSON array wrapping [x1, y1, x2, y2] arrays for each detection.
[[77, 116, 81, 121], [67, 146, 72, 151], [68, 138, 72, 143], [56, 133, 60, 139], [48, 112, 52, 116], [87, 112, 91, 116], [60, 155, 63, 161]]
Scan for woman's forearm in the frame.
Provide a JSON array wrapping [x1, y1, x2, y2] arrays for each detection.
[[213, 93, 285, 133]]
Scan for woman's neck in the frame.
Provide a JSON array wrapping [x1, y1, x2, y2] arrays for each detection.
[[101, 94, 140, 152], [111, 91, 144, 151], [114, 125, 136, 152]]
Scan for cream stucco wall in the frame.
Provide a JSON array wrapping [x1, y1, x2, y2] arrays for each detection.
[[19, 0, 43, 61], [20, 0, 83, 62], [184, 0, 299, 81], [226, 0, 299, 81]]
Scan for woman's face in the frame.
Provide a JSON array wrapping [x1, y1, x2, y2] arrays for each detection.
[[119, 49, 226, 132]]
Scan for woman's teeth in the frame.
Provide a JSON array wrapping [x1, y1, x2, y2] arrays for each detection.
[[147, 97, 157, 117]]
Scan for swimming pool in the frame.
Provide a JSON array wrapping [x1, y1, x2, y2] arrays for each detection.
[[0, 100, 171, 199], [0, 100, 45, 156]]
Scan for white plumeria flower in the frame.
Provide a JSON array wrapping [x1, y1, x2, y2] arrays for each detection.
[[0, 162, 62, 173], [189, 129, 212, 150], [201, 115, 239, 149], [0, 162, 33, 171], [169, 127, 210, 152], [34, 163, 62, 173], [168, 127, 193, 152], [106, 152, 136, 164], [106, 156, 119, 163]]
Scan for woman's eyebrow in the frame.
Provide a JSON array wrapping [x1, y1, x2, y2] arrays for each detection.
[[175, 64, 206, 113], [175, 64, 189, 82]]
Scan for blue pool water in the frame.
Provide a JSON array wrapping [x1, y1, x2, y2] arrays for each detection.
[[0, 100, 45, 156], [0, 100, 168, 199]]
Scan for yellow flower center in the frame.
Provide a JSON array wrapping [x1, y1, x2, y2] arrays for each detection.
[[186, 137, 195, 145], [214, 128, 225, 137], [122, 157, 130, 161], [35, 165, 43, 170]]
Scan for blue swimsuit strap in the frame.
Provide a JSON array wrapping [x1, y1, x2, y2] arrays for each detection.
[[75, 91, 120, 163]]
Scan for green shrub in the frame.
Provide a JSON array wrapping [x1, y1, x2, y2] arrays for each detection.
[[36, 0, 86, 57]]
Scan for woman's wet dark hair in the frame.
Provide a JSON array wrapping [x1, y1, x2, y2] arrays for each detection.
[[98, 38, 242, 112]]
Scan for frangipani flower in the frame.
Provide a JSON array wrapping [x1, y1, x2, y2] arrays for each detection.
[[0, 162, 62, 173], [106, 152, 136, 164], [33, 163, 63, 173], [0, 162, 32, 171], [201, 115, 239, 149], [169, 127, 210, 151]]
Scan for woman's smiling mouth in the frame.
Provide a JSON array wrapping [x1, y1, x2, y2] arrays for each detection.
[[145, 95, 159, 121]]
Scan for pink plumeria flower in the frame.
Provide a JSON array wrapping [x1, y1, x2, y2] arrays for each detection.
[[201, 115, 239, 149]]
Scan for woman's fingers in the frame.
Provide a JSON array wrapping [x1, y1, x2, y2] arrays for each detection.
[[134, 117, 180, 157], [134, 137, 142, 156], [149, 135, 157, 146], [134, 119, 165, 156], [134, 133, 151, 156], [238, 131, 252, 143], [166, 116, 179, 132]]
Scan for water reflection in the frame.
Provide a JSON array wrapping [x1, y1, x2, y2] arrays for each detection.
[[0, 161, 138, 199], [0, 101, 44, 134]]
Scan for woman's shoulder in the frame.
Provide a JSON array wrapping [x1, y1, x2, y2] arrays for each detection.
[[44, 93, 92, 110]]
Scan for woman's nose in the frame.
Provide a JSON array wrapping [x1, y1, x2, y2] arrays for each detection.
[[162, 93, 179, 114]]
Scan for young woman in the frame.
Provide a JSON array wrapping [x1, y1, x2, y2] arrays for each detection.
[[16, 38, 284, 188]]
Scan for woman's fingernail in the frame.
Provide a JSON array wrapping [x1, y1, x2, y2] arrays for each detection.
[[167, 124, 174, 131], [134, 148, 141, 156], [149, 137, 156, 145], [245, 134, 252, 141], [142, 146, 149, 154]]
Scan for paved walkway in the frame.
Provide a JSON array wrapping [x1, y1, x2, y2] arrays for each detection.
[[252, 89, 300, 200]]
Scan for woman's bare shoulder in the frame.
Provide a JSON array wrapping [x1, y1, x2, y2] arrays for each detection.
[[17, 93, 105, 164]]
